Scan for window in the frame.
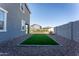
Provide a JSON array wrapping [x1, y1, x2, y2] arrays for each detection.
[[21, 20, 26, 31], [0, 7, 8, 32], [20, 3, 25, 13], [25, 24, 28, 34], [20, 3, 23, 11]]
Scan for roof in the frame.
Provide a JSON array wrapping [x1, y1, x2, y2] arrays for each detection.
[[31, 24, 40, 26]]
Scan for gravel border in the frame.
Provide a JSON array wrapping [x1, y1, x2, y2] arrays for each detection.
[[0, 34, 78, 56]]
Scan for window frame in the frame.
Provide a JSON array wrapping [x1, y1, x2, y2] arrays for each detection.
[[0, 7, 8, 32], [20, 3, 23, 11], [20, 3, 25, 14], [21, 19, 26, 31], [25, 24, 28, 34]]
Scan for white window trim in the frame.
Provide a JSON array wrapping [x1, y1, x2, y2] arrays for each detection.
[[20, 3, 22, 11], [21, 19, 25, 31], [25, 24, 28, 34], [0, 7, 8, 32], [20, 3, 25, 14], [20, 3, 23, 12]]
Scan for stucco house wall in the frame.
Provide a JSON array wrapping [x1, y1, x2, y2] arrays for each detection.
[[0, 3, 30, 43]]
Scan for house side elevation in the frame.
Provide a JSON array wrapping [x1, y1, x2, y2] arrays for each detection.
[[0, 3, 30, 43]]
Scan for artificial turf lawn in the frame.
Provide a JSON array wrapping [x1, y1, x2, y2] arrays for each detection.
[[21, 34, 59, 45]]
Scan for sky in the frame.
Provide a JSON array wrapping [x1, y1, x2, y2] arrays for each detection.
[[28, 3, 79, 27]]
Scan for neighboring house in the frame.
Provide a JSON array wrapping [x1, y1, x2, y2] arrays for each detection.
[[0, 3, 30, 43], [43, 27, 54, 34], [30, 24, 42, 34], [30, 24, 42, 29], [30, 25, 54, 34]]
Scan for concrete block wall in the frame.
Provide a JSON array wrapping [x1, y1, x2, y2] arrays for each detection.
[[54, 22, 72, 40], [54, 20, 79, 42], [73, 21, 79, 42]]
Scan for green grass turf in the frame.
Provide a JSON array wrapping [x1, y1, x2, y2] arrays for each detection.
[[21, 34, 59, 45]]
